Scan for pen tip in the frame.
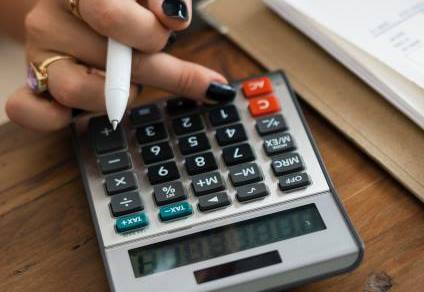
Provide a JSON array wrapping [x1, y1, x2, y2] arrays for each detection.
[[111, 120, 118, 131]]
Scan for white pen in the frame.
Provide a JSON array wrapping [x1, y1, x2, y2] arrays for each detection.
[[105, 38, 132, 130]]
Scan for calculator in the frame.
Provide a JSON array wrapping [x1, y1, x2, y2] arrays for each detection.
[[72, 71, 363, 292]]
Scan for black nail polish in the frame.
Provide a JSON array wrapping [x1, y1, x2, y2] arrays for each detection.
[[206, 83, 236, 103], [162, 0, 189, 21]]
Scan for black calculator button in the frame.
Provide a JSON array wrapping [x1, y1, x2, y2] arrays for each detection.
[[191, 171, 225, 196], [110, 191, 143, 217], [98, 152, 131, 174], [166, 97, 197, 116], [222, 143, 255, 166], [208, 105, 239, 127], [153, 181, 187, 206], [148, 161, 180, 185], [130, 104, 161, 126], [105, 171, 137, 195], [198, 192, 230, 212], [256, 114, 287, 136], [229, 162, 263, 186], [172, 114, 204, 136], [178, 133, 211, 155], [141, 142, 174, 165], [89, 116, 126, 154], [215, 124, 247, 146], [236, 183, 268, 202], [263, 132, 295, 156], [136, 122, 167, 145], [279, 172, 310, 191], [271, 153, 304, 176], [185, 152, 217, 175]]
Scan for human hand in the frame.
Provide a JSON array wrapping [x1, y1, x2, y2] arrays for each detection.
[[6, 0, 235, 131]]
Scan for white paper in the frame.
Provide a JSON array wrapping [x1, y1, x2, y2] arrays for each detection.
[[277, 0, 424, 89]]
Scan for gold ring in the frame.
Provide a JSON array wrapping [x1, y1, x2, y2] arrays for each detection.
[[65, 0, 82, 19], [27, 56, 75, 94]]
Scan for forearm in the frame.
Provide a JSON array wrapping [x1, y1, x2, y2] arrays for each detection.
[[0, 0, 37, 42]]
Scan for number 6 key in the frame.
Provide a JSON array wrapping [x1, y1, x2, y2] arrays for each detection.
[[147, 161, 180, 185]]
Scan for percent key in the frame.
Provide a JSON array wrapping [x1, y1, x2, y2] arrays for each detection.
[[153, 181, 187, 206]]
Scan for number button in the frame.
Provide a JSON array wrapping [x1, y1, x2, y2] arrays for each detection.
[[130, 104, 161, 126], [178, 133, 211, 155], [89, 116, 126, 154], [248, 95, 280, 117], [185, 152, 217, 175], [98, 152, 131, 174], [222, 143, 255, 166], [147, 161, 180, 185], [256, 114, 287, 136], [153, 181, 187, 206], [105, 171, 138, 195], [141, 142, 174, 165], [208, 105, 240, 127], [242, 77, 273, 98], [172, 114, 204, 136], [215, 124, 247, 146], [166, 97, 197, 116], [271, 153, 304, 176], [136, 122, 167, 145]]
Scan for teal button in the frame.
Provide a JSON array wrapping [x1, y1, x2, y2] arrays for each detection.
[[116, 212, 148, 233], [159, 202, 193, 222]]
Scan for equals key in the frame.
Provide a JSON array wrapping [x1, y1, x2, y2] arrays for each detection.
[[99, 152, 132, 174]]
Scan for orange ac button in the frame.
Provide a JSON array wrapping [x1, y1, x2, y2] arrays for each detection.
[[242, 77, 273, 98], [248, 95, 281, 117]]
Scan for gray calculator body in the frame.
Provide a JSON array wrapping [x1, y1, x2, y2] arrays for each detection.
[[72, 72, 363, 292]]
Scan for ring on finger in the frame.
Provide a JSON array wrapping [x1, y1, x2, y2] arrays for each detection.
[[27, 56, 75, 94], [65, 0, 82, 19]]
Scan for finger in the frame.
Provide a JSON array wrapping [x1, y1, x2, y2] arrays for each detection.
[[145, 0, 192, 31], [5, 87, 72, 132], [78, 0, 171, 53], [45, 57, 139, 111], [132, 52, 236, 103], [26, 6, 107, 69]]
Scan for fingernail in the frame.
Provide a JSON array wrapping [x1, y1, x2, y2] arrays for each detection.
[[162, 0, 189, 21], [206, 83, 236, 103]]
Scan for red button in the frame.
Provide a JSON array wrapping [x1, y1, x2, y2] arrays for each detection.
[[242, 77, 273, 98], [248, 95, 281, 117]]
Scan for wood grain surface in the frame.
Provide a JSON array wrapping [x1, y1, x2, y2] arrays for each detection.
[[0, 29, 423, 292]]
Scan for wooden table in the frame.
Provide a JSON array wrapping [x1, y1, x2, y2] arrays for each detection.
[[1, 29, 423, 292]]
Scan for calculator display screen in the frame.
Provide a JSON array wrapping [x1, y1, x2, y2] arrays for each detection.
[[129, 204, 326, 278]]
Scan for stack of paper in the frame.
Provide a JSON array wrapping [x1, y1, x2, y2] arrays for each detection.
[[264, 0, 424, 130]]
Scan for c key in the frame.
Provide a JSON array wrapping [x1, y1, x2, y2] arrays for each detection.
[[249, 95, 281, 117]]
